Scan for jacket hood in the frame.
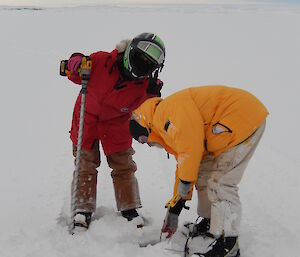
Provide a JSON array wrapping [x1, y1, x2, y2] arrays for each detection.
[[132, 97, 162, 132]]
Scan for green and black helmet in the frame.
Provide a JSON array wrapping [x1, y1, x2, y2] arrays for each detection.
[[123, 33, 165, 79]]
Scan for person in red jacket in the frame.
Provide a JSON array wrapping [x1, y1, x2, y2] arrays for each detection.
[[67, 33, 165, 230]]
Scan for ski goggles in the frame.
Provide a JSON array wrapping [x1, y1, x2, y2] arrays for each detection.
[[136, 41, 165, 66], [130, 49, 159, 77]]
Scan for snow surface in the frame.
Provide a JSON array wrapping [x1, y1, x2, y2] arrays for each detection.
[[0, 3, 299, 257]]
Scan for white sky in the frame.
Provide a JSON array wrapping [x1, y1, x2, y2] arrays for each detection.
[[0, 0, 296, 8]]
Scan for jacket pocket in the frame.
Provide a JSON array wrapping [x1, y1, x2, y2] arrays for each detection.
[[205, 122, 233, 153]]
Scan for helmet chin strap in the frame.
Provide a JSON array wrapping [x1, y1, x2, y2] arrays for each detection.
[[159, 63, 164, 72], [147, 67, 160, 78]]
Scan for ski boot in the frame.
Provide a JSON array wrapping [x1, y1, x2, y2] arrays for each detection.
[[182, 217, 210, 237], [189, 234, 240, 257], [190, 218, 210, 237], [73, 212, 92, 232], [121, 209, 144, 228]]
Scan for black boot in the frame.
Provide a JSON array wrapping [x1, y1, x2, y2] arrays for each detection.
[[74, 212, 92, 230], [121, 209, 139, 221], [121, 209, 144, 228], [190, 218, 210, 237], [193, 235, 240, 257]]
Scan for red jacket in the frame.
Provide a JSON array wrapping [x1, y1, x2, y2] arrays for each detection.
[[68, 49, 154, 155]]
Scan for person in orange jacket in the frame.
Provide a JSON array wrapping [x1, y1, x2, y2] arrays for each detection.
[[129, 85, 268, 257]]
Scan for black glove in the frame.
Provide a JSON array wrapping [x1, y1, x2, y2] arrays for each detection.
[[161, 199, 186, 238], [161, 210, 178, 238], [147, 70, 163, 97]]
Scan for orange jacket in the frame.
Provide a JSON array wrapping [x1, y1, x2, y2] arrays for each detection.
[[133, 86, 268, 197]]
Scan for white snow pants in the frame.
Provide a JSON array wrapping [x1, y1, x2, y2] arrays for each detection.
[[195, 121, 266, 237]]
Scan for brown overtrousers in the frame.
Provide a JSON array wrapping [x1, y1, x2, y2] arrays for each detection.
[[72, 143, 141, 213]]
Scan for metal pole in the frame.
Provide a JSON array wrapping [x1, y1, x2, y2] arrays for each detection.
[[69, 57, 91, 234]]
